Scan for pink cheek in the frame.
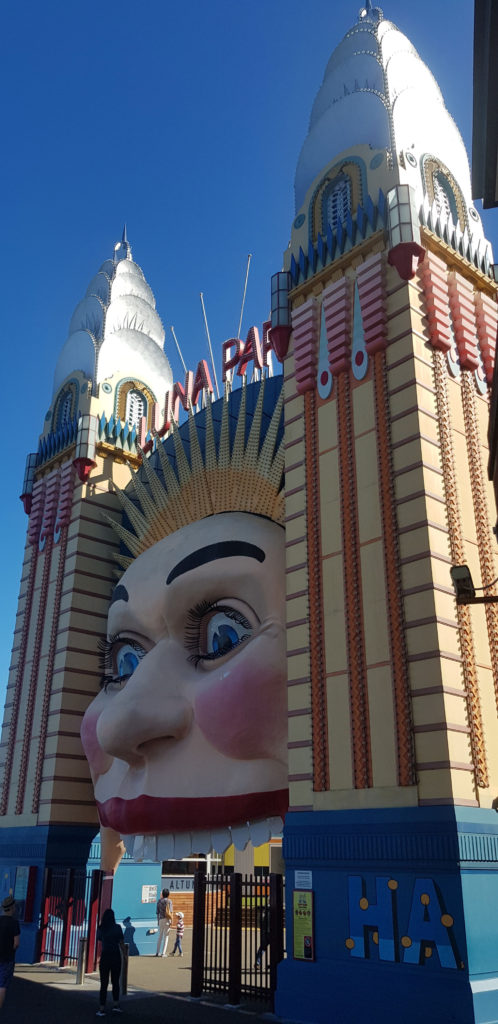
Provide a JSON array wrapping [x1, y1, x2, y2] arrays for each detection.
[[194, 660, 286, 760], [81, 705, 114, 779]]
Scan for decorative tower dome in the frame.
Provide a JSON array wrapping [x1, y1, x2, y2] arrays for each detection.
[[291, 1, 491, 281], [23, 231, 176, 511], [53, 228, 173, 399]]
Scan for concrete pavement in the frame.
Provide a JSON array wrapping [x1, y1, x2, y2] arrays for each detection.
[[1, 942, 283, 1024]]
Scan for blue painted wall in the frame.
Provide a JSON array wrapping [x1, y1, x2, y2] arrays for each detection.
[[88, 840, 163, 956], [0, 823, 95, 964], [276, 807, 498, 1024]]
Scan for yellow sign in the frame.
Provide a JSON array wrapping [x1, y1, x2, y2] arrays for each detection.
[[293, 889, 314, 960]]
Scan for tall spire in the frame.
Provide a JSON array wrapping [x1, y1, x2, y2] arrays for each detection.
[[114, 226, 131, 263], [358, 1, 383, 22]]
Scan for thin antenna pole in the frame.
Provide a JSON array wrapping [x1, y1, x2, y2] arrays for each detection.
[[200, 293, 220, 399], [170, 326, 188, 375], [236, 253, 252, 340]]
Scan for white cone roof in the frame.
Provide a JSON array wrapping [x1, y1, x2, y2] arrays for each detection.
[[53, 236, 173, 399], [295, 4, 480, 239]]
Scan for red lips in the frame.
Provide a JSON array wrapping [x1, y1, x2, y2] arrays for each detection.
[[97, 789, 289, 834]]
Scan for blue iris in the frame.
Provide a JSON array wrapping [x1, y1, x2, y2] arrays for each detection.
[[212, 623, 239, 654], [117, 648, 140, 678]]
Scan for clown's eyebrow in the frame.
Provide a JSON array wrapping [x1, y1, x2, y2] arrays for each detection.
[[166, 541, 265, 585], [110, 584, 129, 606]]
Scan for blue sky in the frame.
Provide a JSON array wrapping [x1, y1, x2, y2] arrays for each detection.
[[0, 0, 496, 705]]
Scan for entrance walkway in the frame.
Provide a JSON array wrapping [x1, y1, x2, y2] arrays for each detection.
[[2, 948, 281, 1024], [127, 928, 194, 996]]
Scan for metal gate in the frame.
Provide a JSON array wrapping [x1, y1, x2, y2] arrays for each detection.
[[191, 872, 284, 1007], [37, 866, 113, 971]]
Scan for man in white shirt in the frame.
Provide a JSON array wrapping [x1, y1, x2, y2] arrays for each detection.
[[155, 889, 173, 957]]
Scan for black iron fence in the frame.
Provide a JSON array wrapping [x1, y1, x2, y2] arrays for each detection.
[[191, 872, 284, 1007]]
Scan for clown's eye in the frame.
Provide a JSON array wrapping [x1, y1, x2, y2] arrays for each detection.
[[185, 601, 254, 667], [205, 611, 249, 656], [98, 636, 147, 690], [116, 644, 143, 678]]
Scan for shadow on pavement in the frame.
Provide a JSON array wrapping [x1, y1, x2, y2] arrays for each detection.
[[2, 971, 275, 1024]]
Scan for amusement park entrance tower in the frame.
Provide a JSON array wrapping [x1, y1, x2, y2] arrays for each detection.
[[0, 232, 173, 960], [274, 6, 498, 1023]]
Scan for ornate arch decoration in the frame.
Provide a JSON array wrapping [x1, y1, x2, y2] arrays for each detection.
[[422, 155, 467, 231], [309, 156, 367, 244], [115, 378, 157, 430], [52, 378, 79, 432]]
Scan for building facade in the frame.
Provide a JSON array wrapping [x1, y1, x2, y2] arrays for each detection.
[[276, 6, 498, 1023], [1, 4, 498, 1021]]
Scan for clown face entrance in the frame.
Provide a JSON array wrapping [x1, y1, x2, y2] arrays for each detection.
[[191, 871, 284, 1008]]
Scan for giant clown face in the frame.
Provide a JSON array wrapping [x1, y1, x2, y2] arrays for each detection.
[[81, 511, 287, 859]]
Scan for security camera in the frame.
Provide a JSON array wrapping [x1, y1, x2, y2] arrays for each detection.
[[450, 565, 476, 602]]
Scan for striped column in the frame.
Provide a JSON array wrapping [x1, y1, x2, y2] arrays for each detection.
[[358, 252, 415, 787], [32, 463, 76, 812], [448, 272, 498, 720], [284, 301, 319, 808], [15, 469, 61, 813], [419, 257, 487, 795], [327, 275, 372, 789]]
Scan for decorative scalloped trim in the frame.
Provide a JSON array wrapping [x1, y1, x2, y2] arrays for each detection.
[[432, 349, 487, 789]]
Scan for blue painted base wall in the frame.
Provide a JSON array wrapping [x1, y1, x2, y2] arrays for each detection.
[[276, 807, 498, 1024], [88, 843, 164, 956], [0, 825, 164, 963], [0, 823, 96, 964]]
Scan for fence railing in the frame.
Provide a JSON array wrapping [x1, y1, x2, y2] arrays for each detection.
[[37, 867, 113, 970], [191, 871, 284, 1007]]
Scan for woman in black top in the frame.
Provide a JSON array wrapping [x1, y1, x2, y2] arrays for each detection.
[[96, 908, 125, 1016]]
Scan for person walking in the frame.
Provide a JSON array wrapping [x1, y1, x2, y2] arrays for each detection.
[[0, 896, 20, 1010], [255, 903, 270, 966], [96, 908, 125, 1017], [170, 911, 184, 957], [155, 889, 173, 957]]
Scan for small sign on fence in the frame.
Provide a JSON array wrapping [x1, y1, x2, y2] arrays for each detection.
[[293, 889, 315, 961]]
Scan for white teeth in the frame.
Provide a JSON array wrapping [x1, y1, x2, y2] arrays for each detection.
[[191, 830, 213, 853], [173, 833, 193, 859], [249, 819, 271, 846], [157, 834, 175, 860], [132, 835, 145, 861], [268, 816, 283, 835], [143, 835, 157, 861], [122, 835, 135, 855], [120, 817, 283, 863], [230, 824, 250, 850], [210, 829, 232, 854]]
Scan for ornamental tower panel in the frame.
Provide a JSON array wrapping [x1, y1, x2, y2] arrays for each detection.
[[0, 234, 172, 962]]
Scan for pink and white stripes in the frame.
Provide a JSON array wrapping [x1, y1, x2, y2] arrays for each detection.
[[291, 298, 320, 395], [356, 252, 387, 356]]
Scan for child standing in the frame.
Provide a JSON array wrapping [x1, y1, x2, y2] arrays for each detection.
[[170, 912, 184, 957]]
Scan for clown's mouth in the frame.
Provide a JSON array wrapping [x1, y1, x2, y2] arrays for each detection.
[[122, 814, 285, 861], [97, 790, 288, 858]]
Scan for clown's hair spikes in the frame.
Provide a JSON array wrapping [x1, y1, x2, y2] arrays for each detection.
[[108, 377, 284, 565]]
